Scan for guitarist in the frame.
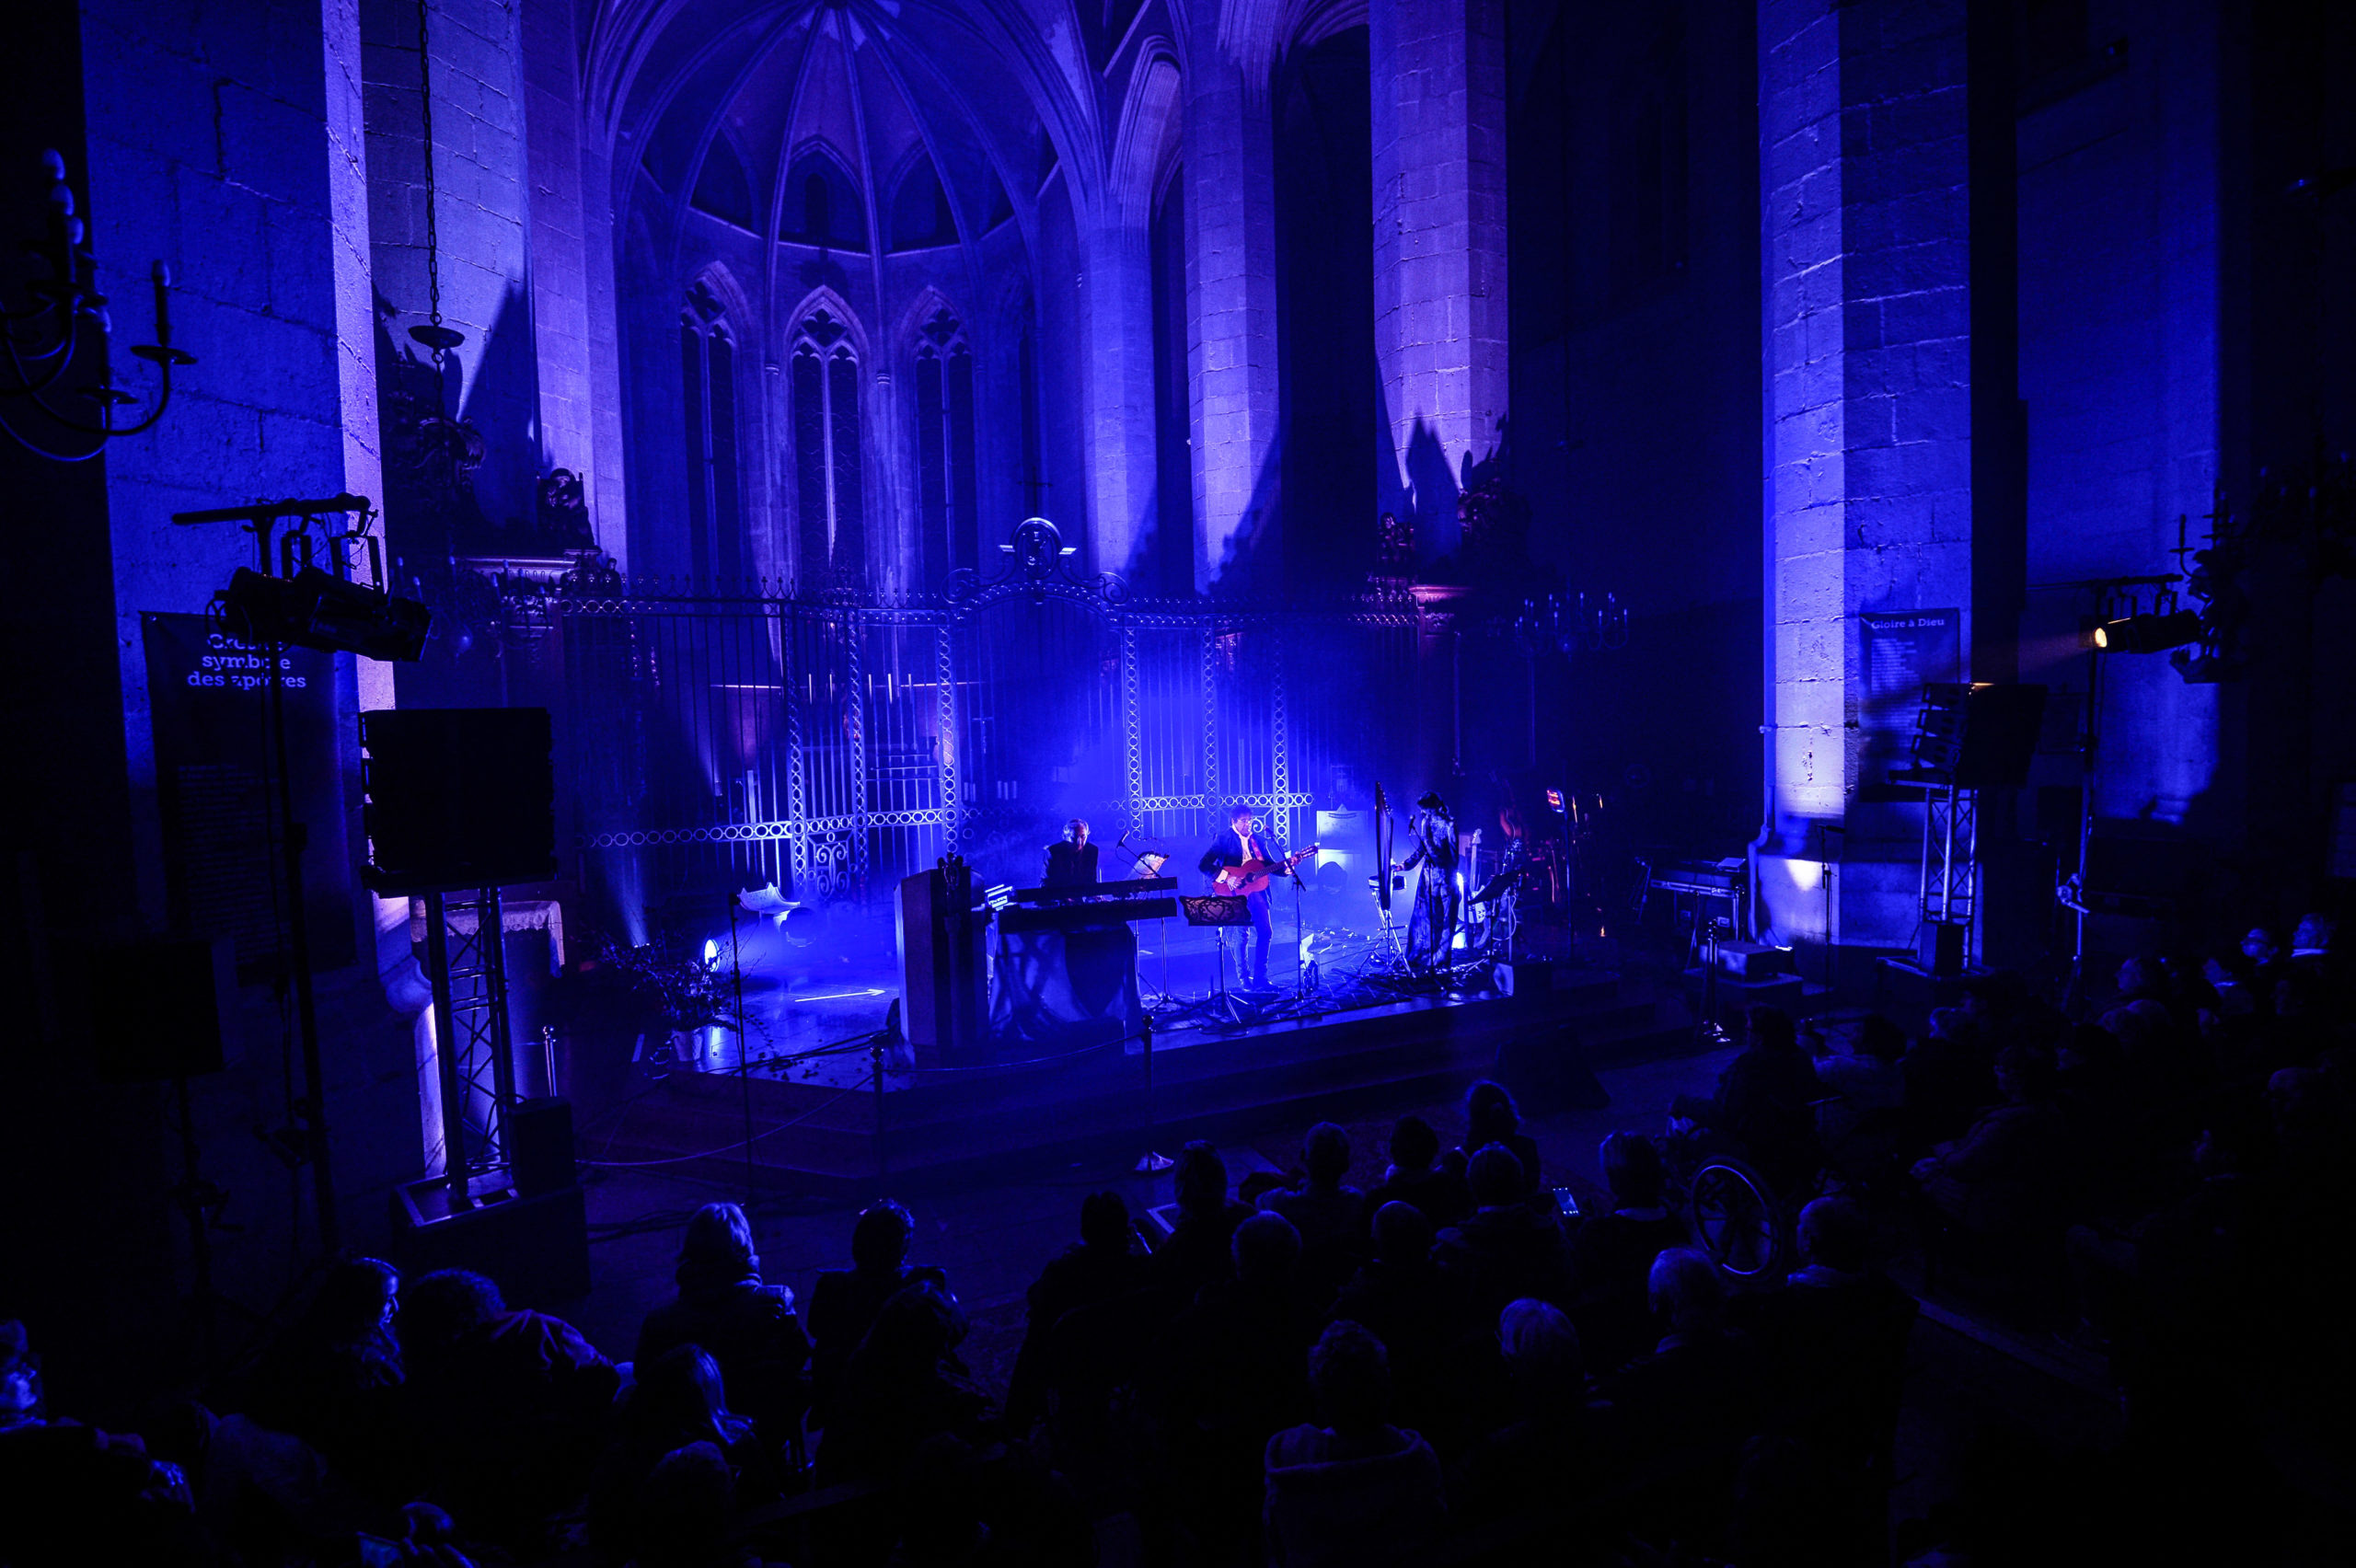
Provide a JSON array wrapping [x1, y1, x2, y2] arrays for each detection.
[[1198, 802, 1276, 990]]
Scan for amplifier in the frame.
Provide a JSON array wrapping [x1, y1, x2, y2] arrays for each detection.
[[1714, 941, 1792, 981]]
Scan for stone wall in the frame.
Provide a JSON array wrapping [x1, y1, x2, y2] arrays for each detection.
[[1755, 0, 1974, 953]]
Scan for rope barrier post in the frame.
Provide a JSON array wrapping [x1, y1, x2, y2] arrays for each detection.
[[731, 895, 754, 1205], [1134, 1013, 1172, 1173], [871, 1031, 888, 1193]]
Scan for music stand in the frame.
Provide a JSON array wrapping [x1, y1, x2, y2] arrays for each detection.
[[1124, 844, 1176, 1006], [1181, 894, 1252, 1027]]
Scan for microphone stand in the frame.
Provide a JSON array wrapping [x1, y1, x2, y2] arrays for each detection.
[[1285, 851, 1310, 997], [1118, 831, 1177, 1009]]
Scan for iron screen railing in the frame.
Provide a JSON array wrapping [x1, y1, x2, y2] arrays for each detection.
[[495, 567, 1493, 928]]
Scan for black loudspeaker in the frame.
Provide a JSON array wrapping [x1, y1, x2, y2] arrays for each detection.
[[1922, 921, 1968, 978], [94, 935, 236, 1081], [392, 1181, 591, 1306], [509, 1097, 577, 1197], [896, 867, 986, 1065], [1951, 684, 2047, 789], [360, 708, 558, 895], [1493, 960, 1552, 1000]]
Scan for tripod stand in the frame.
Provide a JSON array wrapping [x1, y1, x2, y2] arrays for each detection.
[[1179, 895, 1253, 1027], [1116, 834, 1179, 1009]]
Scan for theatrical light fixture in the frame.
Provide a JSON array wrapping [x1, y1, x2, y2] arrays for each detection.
[[2094, 610, 2202, 654], [223, 566, 432, 662]]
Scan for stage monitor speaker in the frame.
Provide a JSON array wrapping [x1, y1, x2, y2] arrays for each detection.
[[1921, 921, 1968, 978], [508, 1097, 577, 1196], [1951, 684, 2047, 789], [392, 1179, 591, 1306], [360, 708, 558, 894], [94, 935, 236, 1081], [1494, 960, 1552, 1000]]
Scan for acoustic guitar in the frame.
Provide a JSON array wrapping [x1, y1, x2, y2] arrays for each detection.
[[1211, 844, 1320, 898]]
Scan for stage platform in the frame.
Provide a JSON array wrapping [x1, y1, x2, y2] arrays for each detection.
[[583, 961, 1696, 1196]]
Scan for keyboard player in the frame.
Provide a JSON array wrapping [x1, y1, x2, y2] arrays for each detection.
[[1043, 818, 1100, 889]]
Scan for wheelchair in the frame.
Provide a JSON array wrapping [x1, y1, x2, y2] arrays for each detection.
[[1660, 1102, 1849, 1282], [1678, 1150, 1792, 1280]]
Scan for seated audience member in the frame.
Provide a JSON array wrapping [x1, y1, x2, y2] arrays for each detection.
[[1158, 1213, 1321, 1552], [1902, 1006, 1999, 1149], [2287, 912, 2345, 994], [1367, 1114, 1473, 1228], [1912, 1045, 2070, 1240], [1007, 1190, 1153, 1428], [400, 1268, 619, 1543], [629, 1440, 737, 1568], [1460, 1080, 1543, 1194], [231, 1256, 412, 1497], [1726, 1434, 1834, 1568], [1263, 1321, 1445, 1568], [806, 1200, 946, 1422], [1708, 1005, 1826, 1192], [0, 1320, 39, 1432], [1601, 1249, 1761, 1459], [821, 1280, 995, 1485], [2203, 949, 2261, 1020], [1450, 1298, 1614, 1517], [1258, 1122, 1370, 1252], [1172, 1212, 1321, 1416], [1332, 1202, 1465, 1434], [1434, 1144, 1574, 1319], [1151, 1140, 1256, 1297], [1566, 1133, 1691, 1374], [2068, 1104, 2272, 1370], [1816, 1015, 1909, 1139], [594, 1343, 779, 1562], [0, 1394, 207, 1568], [636, 1203, 811, 1443], [2115, 954, 2172, 1011], [1747, 1197, 1916, 1466], [141, 1398, 443, 1565]]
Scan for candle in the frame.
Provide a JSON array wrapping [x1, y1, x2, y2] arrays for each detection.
[[151, 260, 172, 343]]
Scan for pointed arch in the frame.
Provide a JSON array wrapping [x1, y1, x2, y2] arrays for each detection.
[[886, 150, 959, 251], [901, 290, 978, 587], [679, 266, 749, 588], [689, 258, 756, 329], [782, 287, 869, 586], [783, 140, 865, 248], [689, 128, 756, 230], [1110, 45, 1183, 226]]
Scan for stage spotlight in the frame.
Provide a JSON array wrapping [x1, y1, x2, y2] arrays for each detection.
[[2094, 610, 2201, 655], [225, 565, 431, 661]]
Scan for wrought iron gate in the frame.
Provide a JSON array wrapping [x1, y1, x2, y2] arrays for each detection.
[[501, 523, 1478, 930]]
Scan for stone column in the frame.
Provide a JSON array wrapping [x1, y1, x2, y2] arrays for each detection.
[[1082, 216, 1160, 578], [323, 0, 391, 713], [361, 0, 538, 530], [1754, 0, 1973, 954], [1182, 10, 1281, 590], [1370, 0, 1508, 563], [519, 0, 603, 544]]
